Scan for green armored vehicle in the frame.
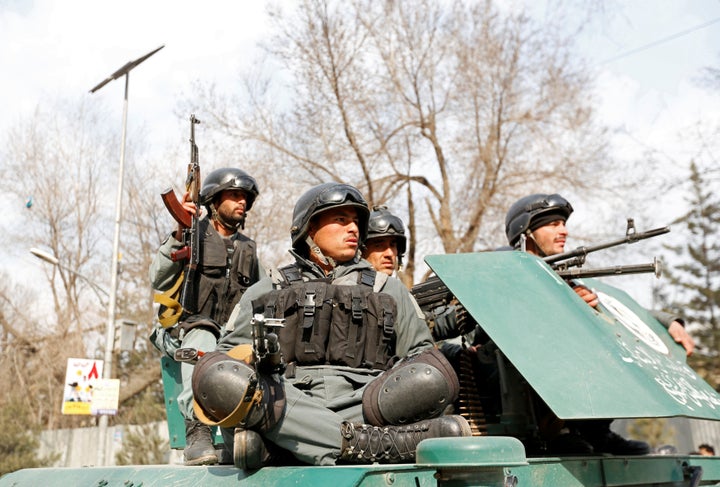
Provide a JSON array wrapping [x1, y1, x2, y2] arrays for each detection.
[[2, 251, 720, 486]]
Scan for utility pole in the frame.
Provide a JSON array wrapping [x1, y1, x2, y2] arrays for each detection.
[[89, 44, 164, 466]]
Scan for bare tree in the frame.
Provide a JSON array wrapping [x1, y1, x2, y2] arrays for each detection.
[[0, 99, 117, 428], [0, 98, 165, 430], [182, 0, 620, 286]]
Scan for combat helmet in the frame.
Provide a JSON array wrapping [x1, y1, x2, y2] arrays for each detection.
[[200, 167, 260, 211], [366, 205, 407, 257], [505, 193, 573, 247], [290, 182, 369, 252]]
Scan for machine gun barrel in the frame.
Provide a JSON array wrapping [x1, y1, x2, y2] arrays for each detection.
[[545, 218, 669, 268], [555, 258, 662, 280]]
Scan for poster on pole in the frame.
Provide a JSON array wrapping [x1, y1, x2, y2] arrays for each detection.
[[62, 358, 102, 415], [91, 379, 120, 416]]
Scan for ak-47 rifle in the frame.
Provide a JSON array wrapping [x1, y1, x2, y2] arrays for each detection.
[[163, 114, 202, 317], [154, 115, 202, 327], [544, 218, 669, 273], [160, 115, 202, 260]]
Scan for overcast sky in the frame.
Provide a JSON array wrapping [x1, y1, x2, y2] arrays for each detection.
[[0, 1, 270, 147], [2, 0, 720, 305], [1, 1, 718, 204], [586, 1, 720, 165], [2, 1, 718, 154]]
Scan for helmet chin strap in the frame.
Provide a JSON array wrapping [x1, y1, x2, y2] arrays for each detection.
[[525, 230, 549, 258], [305, 235, 337, 269]]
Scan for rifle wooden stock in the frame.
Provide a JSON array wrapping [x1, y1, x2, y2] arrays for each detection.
[[160, 187, 192, 228]]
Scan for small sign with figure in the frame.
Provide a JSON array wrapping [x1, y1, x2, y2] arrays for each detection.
[[62, 358, 103, 415]]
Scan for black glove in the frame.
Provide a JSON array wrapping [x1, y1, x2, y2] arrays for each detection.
[[429, 302, 476, 341]]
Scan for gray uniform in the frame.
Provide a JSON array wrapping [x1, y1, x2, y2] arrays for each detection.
[[217, 252, 433, 465], [150, 217, 262, 418]]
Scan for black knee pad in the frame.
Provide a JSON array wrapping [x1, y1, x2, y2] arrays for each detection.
[[362, 347, 459, 426], [192, 345, 285, 431]]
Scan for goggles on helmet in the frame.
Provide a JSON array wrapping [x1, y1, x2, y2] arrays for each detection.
[[316, 184, 366, 207], [369, 213, 404, 236], [524, 194, 573, 215], [219, 176, 254, 193]]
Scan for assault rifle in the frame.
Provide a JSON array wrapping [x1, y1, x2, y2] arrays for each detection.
[[251, 314, 286, 375], [544, 218, 669, 272], [172, 115, 202, 316], [173, 315, 286, 372], [160, 115, 202, 237]]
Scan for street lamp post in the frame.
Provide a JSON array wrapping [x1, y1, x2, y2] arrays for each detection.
[[89, 44, 164, 467], [30, 247, 109, 305]]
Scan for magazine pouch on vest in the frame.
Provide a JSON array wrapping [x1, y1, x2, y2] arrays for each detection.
[[252, 267, 397, 369], [329, 276, 397, 369], [266, 280, 333, 364]]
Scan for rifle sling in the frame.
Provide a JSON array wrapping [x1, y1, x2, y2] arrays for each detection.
[[154, 271, 185, 328]]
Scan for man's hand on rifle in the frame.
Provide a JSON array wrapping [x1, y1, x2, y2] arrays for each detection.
[[174, 191, 199, 240]]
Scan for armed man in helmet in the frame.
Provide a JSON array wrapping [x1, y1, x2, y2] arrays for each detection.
[[361, 205, 407, 276], [361, 206, 470, 351], [504, 193, 694, 455], [149, 167, 264, 465], [193, 182, 470, 469]]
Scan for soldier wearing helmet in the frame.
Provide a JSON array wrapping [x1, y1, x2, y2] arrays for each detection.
[[505, 193, 574, 256], [362, 205, 407, 276], [506, 192, 693, 354], [504, 192, 694, 456], [193, 182, 470, 469], [149, 167, 263, 466]]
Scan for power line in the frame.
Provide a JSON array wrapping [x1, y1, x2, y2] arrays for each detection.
[[598, 16, 720, 65]]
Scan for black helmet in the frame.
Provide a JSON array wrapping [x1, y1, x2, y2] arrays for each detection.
[[366, 205, 407, 256], [505, 193, 573, 247], [200, 167, 259, 211], [290, 183, 369, 251]]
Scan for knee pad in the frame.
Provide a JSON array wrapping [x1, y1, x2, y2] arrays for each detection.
[[192, 345, 285, 430], [362, 347, 459, 426]]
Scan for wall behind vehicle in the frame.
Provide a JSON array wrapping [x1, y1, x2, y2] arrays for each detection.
[[36, 421, 182, 468]]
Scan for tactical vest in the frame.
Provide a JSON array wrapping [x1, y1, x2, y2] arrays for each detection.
[[195, 218, 259, 325], [252, 265, 397, 370]]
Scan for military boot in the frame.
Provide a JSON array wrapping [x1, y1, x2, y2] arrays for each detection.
[[184, 419, 219, 466], [340, 415, 472, 463], [233, 428, 271, 470]]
